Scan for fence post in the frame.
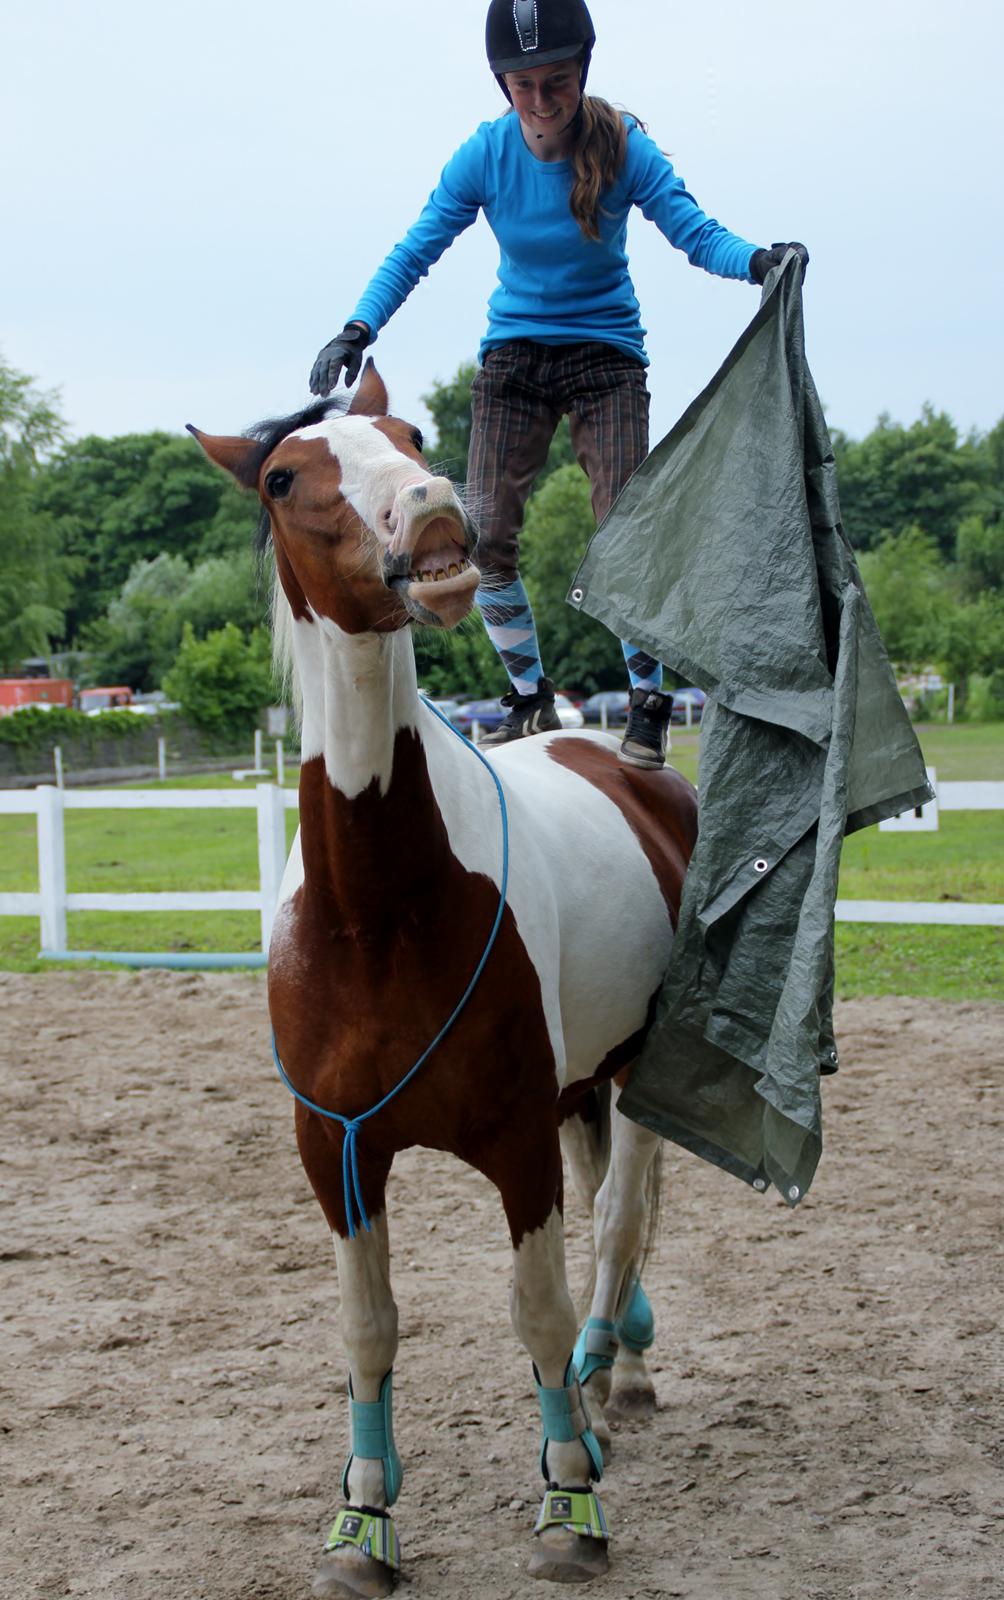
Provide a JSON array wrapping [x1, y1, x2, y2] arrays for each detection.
[[157, 736, 167, 782], [275, 739, 285, 786], [54, 746, 64, 788], [37, 785, 68, 953], [256, 783, 288, 953], [254, 728, 263, 772], [600, 703, 608, 732]]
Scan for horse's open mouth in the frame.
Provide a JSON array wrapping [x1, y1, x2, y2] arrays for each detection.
[[402, 559, 481, 628], [385, 513, 480, 627]]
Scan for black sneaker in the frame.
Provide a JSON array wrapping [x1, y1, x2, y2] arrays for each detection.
[[618, 689, 674, 769], [478, 677, 562, 747]]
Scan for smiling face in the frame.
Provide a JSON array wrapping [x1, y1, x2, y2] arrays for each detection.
[[190, 365, 480, 636], [504, 55, 582, 149]]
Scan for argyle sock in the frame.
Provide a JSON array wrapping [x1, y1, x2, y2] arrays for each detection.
[[621, 642, 663, 692], [477, 577, 545, 696]]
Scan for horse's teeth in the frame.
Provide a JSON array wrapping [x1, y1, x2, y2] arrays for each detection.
[[412, 561, 472, 585]]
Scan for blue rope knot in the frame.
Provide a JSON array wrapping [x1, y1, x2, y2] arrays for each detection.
[[341, 1118, 367, 1239], [270, 698, 510, 1243]]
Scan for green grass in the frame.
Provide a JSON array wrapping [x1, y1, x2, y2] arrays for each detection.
[[912, 721, 1004, 780], [0, 912, 264, 972], [666, 727, 699, 786], [839, 813, 1004, 902], [0, 727, 1001, 997], [834, 926, 1002, 1002]]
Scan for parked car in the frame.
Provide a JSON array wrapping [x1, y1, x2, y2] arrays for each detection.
[[553, 693, 584, 729], [426, 697, 464, 728], [554, 687, 585, 710], [80, 686, 134, 713], [581, 690, 631, 727], [452, 697, 505, 735], [671, 687, 707, 725]]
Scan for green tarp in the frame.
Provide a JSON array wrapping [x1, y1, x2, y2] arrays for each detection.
[[568, 253, 933, 1205]]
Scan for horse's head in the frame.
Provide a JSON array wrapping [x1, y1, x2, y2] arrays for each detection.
[[188, 363, 479, 633]]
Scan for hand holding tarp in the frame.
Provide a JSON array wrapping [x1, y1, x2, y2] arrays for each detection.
[[309, 323, 372, 395], [750, 242, 810, 284]]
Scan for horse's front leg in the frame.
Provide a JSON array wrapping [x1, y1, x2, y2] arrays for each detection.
[[485, 1127, 610, 1585], [296, 1114, 400, 1600]]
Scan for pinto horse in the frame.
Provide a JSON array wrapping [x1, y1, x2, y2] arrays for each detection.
[[190, 362, 696, 1596]]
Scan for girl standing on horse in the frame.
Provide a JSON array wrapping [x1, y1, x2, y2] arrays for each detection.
[[310, 0, 805, 769]]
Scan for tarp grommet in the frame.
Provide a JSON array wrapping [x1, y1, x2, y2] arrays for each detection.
[[753, 858, 769, 873], [571, 587, 584, 603]]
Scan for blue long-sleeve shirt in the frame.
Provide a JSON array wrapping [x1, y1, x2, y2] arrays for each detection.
[[351, 113, 759, 366]]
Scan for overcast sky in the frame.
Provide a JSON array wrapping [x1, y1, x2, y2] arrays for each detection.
[[4, 0, 1001, 452]]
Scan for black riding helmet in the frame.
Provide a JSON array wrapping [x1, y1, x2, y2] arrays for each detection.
[[486, 0, 596, 101]]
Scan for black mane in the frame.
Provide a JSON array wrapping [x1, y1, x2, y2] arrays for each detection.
[[248, 397, 347, 554]]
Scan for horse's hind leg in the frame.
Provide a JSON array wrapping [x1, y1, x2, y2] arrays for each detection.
[[583, 1091, 662, 1424], [559, 1091, 614, 1459]]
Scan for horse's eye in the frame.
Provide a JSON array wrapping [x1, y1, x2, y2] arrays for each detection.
[[411, 430, 424, 452], [265, 468, 294, 500]]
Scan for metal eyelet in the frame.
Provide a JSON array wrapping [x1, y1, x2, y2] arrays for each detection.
[[753, 858, 769, 874]]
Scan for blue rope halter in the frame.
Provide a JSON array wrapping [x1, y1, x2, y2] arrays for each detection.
[[271, 697, 510, 1239]]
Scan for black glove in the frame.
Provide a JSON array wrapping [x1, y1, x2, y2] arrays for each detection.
[[309, 323, 371, 395], [749, 241, 810, 285]]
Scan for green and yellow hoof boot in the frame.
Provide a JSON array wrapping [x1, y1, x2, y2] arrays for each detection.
[[530, 1488, 610, 1583], [313, 1508, 400, 1599]]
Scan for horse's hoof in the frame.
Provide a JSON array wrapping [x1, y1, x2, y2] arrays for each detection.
[[606, 1382, 656, 1422], [312, 1549, 396, 1600], [529, 1527, 610, 1583]]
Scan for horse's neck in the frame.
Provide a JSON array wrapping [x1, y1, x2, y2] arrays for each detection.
[[293, 620, 447, 908], [295, 621, 422, 800]]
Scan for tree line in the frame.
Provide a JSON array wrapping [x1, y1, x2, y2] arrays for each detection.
[[2, 351, 1002, 723]]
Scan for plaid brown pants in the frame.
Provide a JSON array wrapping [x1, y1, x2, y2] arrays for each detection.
[[468, 340, 650, 582]]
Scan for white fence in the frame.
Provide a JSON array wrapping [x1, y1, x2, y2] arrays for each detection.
[[0, 780, 1002, 961], [0, 785, 297, 957]]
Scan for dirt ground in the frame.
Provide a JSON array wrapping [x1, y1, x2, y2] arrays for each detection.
[[1, 973, 1001, 1600]]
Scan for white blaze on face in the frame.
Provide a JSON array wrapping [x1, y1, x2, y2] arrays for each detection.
[[293, 416, 427, 538]]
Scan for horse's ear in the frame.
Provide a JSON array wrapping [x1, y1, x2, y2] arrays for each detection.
[[186, 424, 263, 490], [347, 359, 389, 418]]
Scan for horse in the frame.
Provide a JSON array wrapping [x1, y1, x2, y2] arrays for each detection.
[[189, 361, 697, 1597]]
